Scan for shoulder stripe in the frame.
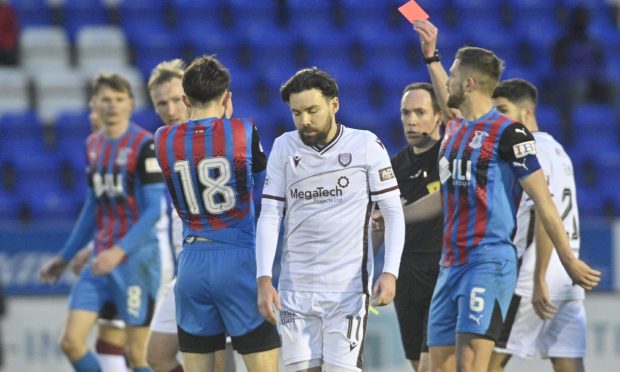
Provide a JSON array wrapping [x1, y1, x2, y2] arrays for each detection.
[[369, 185, 399, 196], [263, 194, 285, 202]]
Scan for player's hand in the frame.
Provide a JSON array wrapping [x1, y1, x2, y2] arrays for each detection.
[[532, 279, 557, 320], [39, 256, 68, 284], [563, 258, 601, 291], [412, 20, 438, 58], [257, 276, 281, 325], [372, 272, 396, 306], [91, 246, 126, 276], [70, 246, 92, 275], [371, 211, 385, 232]]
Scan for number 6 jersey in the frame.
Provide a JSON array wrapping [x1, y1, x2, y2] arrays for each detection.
[[154, 117, 267, 246]]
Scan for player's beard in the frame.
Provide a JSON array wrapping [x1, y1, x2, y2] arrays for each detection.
[[298, 118, 333, 146], [447, 90, 465, 109]]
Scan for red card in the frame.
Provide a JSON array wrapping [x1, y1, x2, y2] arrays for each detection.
[[398, 0, 429, 23]]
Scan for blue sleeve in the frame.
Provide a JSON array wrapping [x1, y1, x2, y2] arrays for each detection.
[[116, 183, 165, 255], [59, 192, 96, 261]]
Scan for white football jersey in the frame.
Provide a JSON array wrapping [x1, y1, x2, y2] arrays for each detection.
[[514, 132, 584, 300], [262, 125, 400, 293]]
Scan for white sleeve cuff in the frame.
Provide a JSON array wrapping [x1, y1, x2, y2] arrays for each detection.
[[376, 194, 405, 278]]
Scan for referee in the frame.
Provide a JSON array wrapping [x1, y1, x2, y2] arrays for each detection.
[[388, 82, 443, 372]]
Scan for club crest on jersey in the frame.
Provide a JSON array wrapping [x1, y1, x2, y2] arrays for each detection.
[[468, 131, 489, 149], [379, 167, 395, 181], [116, 148, 131, 166], [338, 153, 352, 167], [513, 140, 537, 158]]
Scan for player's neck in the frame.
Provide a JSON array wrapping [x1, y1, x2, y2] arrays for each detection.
[[190, 107, 224, 121], [460, 96, 494, 122], [103, 121, 130, 139]]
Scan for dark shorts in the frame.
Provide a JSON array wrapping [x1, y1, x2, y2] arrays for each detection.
[[394, 257, 440, 361]]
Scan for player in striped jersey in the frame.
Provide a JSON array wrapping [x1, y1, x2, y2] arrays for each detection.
[[402, 21, 601, 372], [39, 73, 165, 372], [489, 80, 587, 372], [256, 67, 406, 372], [153, 55, 280, 372]]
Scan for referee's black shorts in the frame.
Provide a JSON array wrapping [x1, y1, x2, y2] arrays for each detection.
[[394, 254, 440, 361]]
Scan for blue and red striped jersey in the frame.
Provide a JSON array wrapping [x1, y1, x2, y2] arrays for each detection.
[[85, 124, 163, 254], [154, 117, 267, 246], [438, 108, 541, 267]]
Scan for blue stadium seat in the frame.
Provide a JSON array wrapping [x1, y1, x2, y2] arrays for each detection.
[[227, 0, 278, 29], [535, 105, 564, 142], [119, 0, 168, 26], [515, 15, 562, 49], [172, 0, 226, 28], [11, 0, 54, 27], [63, 0, 109, 41], [130, 30, 185, 79], [571, 104, 619, 139], [182, 22, 239, 67]]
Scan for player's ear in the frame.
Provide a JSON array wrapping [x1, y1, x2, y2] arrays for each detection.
[[223, 91, 233, 119], [330, 96, 339, 114], [182, 95, 191, 108]]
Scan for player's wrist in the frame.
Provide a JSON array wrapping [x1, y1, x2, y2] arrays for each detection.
[[424, 49, 440, 64]]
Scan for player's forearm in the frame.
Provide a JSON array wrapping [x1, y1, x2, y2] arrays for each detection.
[[256, 201, 283, 278], [59, 193, 97, 261], [377, 195, 405, 277], [535, 201, 575, 266], [404, 190, 442, 224], [426, 61, 454, 120], [533, 213, 553, 283], [116, 183, 165, 255]]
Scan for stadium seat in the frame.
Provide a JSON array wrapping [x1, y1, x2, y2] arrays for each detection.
[[62, 0, 109, 41], [131, 107, 162, 134], [11, 0, 54, 27], [76, 26, 130, 71], [171, 0, 226, 27], [119, 0, 168, 26], [0, 68, 30, 116], [19, 26, 71, 73], [571, 104, 619, 139], [130, 30, 185, 80], [534, 105, 564, 142], [32, 69, 87, 124], [515, 15, 562, 50]]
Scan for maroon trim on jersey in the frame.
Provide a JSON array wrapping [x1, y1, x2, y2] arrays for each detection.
[[471, 118, 505, 251], [442, 119, 468, 267], [262, 194, 285, 202], [316, 124, 343, 154], [369, 185, 399, 196]]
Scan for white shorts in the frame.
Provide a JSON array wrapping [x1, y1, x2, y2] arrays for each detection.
[[279, 290, 368, 372], [496, 297, 586, 359], [150, 278, 177, 334]]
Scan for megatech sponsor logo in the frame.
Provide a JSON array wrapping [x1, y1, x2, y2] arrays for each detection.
[[289, 176, 349, 203]]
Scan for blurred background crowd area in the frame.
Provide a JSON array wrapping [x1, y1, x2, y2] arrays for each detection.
[[1, 0, 620, 224]]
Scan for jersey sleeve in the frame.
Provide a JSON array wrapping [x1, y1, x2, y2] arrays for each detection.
[[498, 122, 541, 180], [261, 137, 287, 206], [137, 140, 164, 184], [251, 125, 267, 174], [366, 134, 400, 201]]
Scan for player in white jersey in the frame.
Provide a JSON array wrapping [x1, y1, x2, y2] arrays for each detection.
[[489, 79, 586, 372], [256, 67, 406, 372]]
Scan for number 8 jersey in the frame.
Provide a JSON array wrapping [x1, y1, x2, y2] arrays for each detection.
[[154, 117, 267, 246]]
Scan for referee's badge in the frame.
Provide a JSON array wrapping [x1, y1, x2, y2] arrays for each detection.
[[338, 153, 352, 167]]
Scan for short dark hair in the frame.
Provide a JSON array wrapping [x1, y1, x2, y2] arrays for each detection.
[[403, 82, 440, 114], [492, 78, 538, 106], [92, 73, 133, 98], [455, 46, 505, 94], [280, 67, 339, 103], [183, 55, 230, 105]]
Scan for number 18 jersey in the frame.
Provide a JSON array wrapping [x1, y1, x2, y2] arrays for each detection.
[[154, 117, 267, 247]]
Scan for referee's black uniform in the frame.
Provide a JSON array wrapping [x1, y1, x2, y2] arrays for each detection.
[[391, 141, 443, 362]]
